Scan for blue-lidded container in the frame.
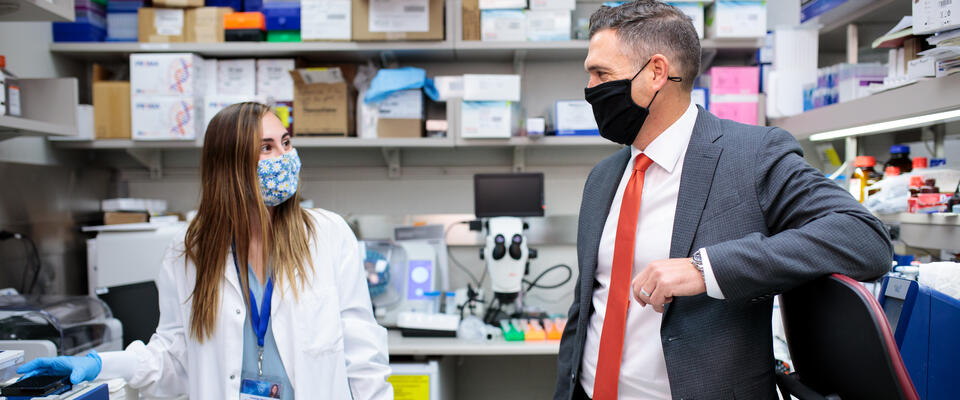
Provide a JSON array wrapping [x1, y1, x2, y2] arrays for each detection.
[[264, 2, 299, 31], [205, 0, 243, 11], [53, 22, 106, 42], [890, 145, 910, 154], [244, 0, 262, 12], [107, 0, 144, 12]]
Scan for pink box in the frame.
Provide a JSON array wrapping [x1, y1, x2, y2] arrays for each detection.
[[711, 102, 758, 125], [709, 66, 760, 95]]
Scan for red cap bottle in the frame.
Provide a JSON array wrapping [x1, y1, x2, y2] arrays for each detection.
[[913, 157, 928, 170]]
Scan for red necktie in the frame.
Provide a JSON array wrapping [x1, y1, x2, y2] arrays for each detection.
[[593, 153, 654, 400]]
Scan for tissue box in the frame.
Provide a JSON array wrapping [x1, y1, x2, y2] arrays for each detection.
[[218, 59, 257, 96], [554, 100, 598, 135], [461, 101, 518, 138], [131, 96, 201, 140], [525, 10, 570, 41], [463, 74, 521, 101], [130, 53, 202, 96], [707, 0, 766, 38], [668, 1, 703, 39], [256, 58, 295, 101], [482, 10, 526, 41]]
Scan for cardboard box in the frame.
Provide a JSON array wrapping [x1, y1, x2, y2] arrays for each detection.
[[709, 66, 759, 95], [351, 0, 444, 41], [131, 53, 202, 96], [914, 0, 960, 35], [461, 101, 517, 138], [301, 0, 351, 40], [710, 101, 758, 125], [479, 0, 525, 9], [256, 58, 295, 101], [669, 2, 703, 39], [138, 8, 185, 42], [218, 59, 257, 96], [377, 118, 423, 138], [529, 0, 572, 10], [104, 212, 149, 225], [554, 100, 598, 135], [153, 0, 203, 7], [463, 74, 521, 101], [525, 117, 545, 135], [131, 96, 201, 140], [93, 81, 132, 139], [462, 0, 480, 41], [289, 67, 355, 136], [707, 0, 765, 39], [185, 7, 232, 43], [481, 10, 525, 41], [377, 89, 423, 119], [525, 10, 570, 41]]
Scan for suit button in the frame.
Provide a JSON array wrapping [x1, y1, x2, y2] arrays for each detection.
[[236, 309, 242, 315], [229, 374, 236, 380]]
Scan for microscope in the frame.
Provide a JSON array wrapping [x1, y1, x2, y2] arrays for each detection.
[[473, 173, 544, 323]]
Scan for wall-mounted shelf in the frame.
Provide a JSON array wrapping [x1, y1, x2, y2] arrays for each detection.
[[387, 330, 559, 356], [770, 73, 960, 141], [0, 115, 76, 140], [898, 213, 960, 250], [455, 135, 618, 148], [0, 0, 74, 22], [0, 78, 78, 141]]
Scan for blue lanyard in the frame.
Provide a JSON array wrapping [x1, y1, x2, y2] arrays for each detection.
[[231, 246, 274, 349]]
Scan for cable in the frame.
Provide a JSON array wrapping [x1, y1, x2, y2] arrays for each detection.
[[2, 230, 42, 295], [445, 221, 481, 287], [523, 263, 573, 293]]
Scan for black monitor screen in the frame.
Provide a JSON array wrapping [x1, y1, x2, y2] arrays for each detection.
[[474, 173, 545, 218]]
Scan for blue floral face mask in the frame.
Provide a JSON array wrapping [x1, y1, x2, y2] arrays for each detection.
[[258, 149, 301, 207]]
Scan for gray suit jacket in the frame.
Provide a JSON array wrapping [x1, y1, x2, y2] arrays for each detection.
[[554, 107, 892, 400]]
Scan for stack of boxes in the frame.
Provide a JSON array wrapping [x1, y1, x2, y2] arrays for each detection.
[[709, 66, 760, 125], [225, 11, 267, 41], [53, 0, 107, 42], [264, 1, 301, 42], [479, 0, 572, 42], [138, 0, 232, 43], [706, 0, 766, 39], [130, 53, 205, 140], [106, 0, 144, 41], [301, 0, 351, 41], [460, 74, 521, 138]]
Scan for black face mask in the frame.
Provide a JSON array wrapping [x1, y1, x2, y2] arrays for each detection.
[[584, 59, 682, 146]]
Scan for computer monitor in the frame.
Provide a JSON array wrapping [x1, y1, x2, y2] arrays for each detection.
[[474, 173, 545, 218]]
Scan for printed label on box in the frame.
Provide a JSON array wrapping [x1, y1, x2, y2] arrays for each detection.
[[154, 9, 184, 36], [298, 68, 345, 84], [555, 100, 597, 135], [302, 0, 351, 40], [369, 0, 429, 32], [377, 89, 423, 119], [257, 59, 295, 102]]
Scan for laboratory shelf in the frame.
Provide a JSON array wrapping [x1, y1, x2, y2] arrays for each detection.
[[801, 0, 905, 36], [49, 41, 458, 61], [51, 137, 457, 149], [455, 135, 620, 148], [898, 213, 960, 251], [0, 115, 76, 140], [453, 38, 763, 61], [387, 329, 560, 356], [0, 0, 74, 22], [769, 73, 960, 141]]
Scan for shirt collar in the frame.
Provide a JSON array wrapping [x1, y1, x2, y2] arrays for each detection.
[[630, 100, 698, 174]]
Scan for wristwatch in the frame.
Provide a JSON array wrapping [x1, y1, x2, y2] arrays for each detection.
[[691, 250, 705, 281]]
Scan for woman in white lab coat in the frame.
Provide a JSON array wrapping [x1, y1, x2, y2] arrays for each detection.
[[18, 102, 394, 400]]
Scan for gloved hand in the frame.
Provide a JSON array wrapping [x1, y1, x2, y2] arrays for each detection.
[[16, 350, 102, 384]]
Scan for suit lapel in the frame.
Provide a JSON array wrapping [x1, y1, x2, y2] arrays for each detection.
[[664, 108, 723, 316], [580, 147, 631, 310]]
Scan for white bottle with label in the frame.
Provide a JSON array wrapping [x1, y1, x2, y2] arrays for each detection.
[[0, 55, 21, 117]]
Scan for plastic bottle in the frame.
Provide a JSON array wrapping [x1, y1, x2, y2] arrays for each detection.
[[912, 157, 928, 170], [884, 166, 901, 178], [850, 156, 881, 203], [884, 145, 913, 174], [0, 55, 19, 117]]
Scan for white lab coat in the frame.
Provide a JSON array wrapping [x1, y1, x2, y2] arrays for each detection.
[[99, 208, 393, 400]]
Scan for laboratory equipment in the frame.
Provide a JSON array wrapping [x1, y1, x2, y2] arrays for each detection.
[[388, 359, 455, 400], [885, 145, 913, 175], [879, 276, 960, 400], [360, 224, 451, 327], [0, 295, 122, 361], [474, 173, 543, 321], [2, 375, 71, 397], [396, 312, 460, 337]]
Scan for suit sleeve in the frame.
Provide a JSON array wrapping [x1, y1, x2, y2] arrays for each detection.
[[704, 127, 892, 301], [554, 278, 581, 400]]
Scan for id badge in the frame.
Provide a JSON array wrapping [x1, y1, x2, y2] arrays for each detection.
[[239, 374, 285, 400]]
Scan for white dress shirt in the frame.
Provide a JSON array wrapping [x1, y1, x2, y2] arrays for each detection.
[[580, 101, 724, 399]]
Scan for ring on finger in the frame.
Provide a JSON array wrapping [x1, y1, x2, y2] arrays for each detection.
[[639, 288, 651, 297]]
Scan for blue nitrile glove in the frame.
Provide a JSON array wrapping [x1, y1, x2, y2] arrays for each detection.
[[16, 350, 103, 384]]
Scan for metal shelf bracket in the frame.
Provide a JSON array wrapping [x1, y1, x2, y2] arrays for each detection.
[[513, 146, 526, 172], [125, 148, 163, 179], [382, 147, 401, 178]]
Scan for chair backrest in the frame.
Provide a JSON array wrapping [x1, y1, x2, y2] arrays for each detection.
[[779, 274, 919, 400]]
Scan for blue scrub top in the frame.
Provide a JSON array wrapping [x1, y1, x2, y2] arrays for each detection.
[[242, 266, 294, 400]]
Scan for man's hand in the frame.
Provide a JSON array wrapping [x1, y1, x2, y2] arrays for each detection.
[[632, 258, 706, 313]]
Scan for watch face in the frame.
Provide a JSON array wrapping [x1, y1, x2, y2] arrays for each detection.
[[692, 251, 703, 264]]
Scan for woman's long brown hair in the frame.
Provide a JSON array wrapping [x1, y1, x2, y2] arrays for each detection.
[[183, 102, 314, 342]]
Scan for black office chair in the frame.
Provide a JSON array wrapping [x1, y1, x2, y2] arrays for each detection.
[[777, 274, 919, 400]]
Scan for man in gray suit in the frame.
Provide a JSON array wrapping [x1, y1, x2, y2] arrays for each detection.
[[555, 2, 892, 400]]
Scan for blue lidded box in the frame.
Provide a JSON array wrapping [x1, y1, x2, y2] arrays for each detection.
[[243, 0, 262, 12], [264, 2, 300, 31], [53, 22, 106, 42], [205, 0, 243, 11]]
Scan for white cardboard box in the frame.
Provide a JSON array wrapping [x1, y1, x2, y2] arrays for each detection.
[[130, 53, 203, 97], [908, 56, 937, 80], [526, 117, 545, 135], [377, 89, 423, 119], [202, 95, 267, 132], [479, 0, 526, 10], [369, 0, 430, 32], [707, 0, 766, 38], [525, 10, 571, 41], [433, 75, 464, 101], [529, 0, 573, 10], [256, 59, 295, 102], [131, 96, 201, 140], [461, 101, 517, 138], [218, 59, 257, 97], [554, 100, 598, 135], [913, 0, 960, 35], [463, 74, 521, 101], [301, 0, 352, 40], [481, 10, 526, 41], [200, 58, 218, 97], [670, 2, 704, 39]]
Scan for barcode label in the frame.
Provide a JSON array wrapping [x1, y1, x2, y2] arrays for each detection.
[[328, 13, 346, 20], [492, 116, 503, 122], [940, 0, 951, 6], [403, 5, 425, 12]]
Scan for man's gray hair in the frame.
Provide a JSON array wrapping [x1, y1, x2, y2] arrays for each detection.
[[589, 0, 701, 89]]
